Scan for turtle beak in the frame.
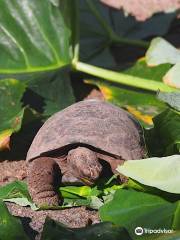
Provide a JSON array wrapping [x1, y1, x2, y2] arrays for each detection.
[[81, 177, 94, 185]]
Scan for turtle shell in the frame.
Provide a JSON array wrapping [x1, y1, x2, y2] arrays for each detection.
[[26, 99, 146, 162]]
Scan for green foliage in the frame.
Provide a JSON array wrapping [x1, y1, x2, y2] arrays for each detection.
[[0, 201, 29, 240], [117, 155, 180, 194], [0, 79, 38, 150], [0, 0, 72, 74], [41, 217, 131, 240], [79, 0, 175, 67], [0, 0, 178, 150], [99, 189, 180, 239], [29, 70, 75, 117], [153, 109, 180, 154], [146, 37, 180, 88], [0, 181, 37, 210], [0, 1, 179, 238]]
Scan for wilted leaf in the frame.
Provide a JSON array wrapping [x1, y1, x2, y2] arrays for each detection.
[[153, 108, 180, 154], [117, 155, 180, 194], [163, 63, 180, 89], [157, 92, 180, 111], [41, 217, 132, 240], [0, 0, 73, 75], [29, 70, 75, 117], [100, 189, 179, 239], [146, 37, 180, 66], [0, 200, 29, 240]]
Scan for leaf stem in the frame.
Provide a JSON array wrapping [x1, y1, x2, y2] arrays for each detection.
[[111, 33, 149, 48], [73, 61, 176, 92]]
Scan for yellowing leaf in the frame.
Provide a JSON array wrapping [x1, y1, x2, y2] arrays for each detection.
[[0, 130, 12, 151], [126, 106, 153, 125], [99, 85, 112, 100]]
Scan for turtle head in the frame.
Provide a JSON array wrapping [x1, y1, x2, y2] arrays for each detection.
[[67, 147, 102, 185]]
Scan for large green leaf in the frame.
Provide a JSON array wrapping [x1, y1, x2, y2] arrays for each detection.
[[117, 155, 180, 194], [0, 79, 37, 150], [100, 189, 179, 239], [79, 0, 175, 67], [41, 217, 132, 240], [29, 70, 75, 117], [79, 0, 116, 68], [153, 108, 180, 154], [0, 0, 73, 75], [0, 200, 29, 240]]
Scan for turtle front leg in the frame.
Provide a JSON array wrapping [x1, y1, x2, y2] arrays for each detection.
[[27, 157, 61, 207]]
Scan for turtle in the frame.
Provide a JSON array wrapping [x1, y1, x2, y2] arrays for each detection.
[[26, 99, 146, 206]]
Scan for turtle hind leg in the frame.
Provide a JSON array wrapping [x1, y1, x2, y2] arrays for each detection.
[[27, 157, 61, 207]]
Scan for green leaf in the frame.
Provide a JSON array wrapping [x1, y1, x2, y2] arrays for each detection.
[[163, 63, 180, 89], [60, 185, 101, 199], [157, 92, 180, 111], [0, 181, 38, 210], [60, 185, 103, 209], [146, 37, 180, 66], [0, 200, 29, 240], [79, 0, 116, 68], [79, 0, 175, 67], [111, 12, 176, 40], [146, 231, 180, 240], [172, 202, 180, 230], [117, 155, 180, 194], [99, 189, 179, 239], [0, 0, 73, 75], [41, 217, 132, 240], [0, 79, 38, 150], [29, 70, 75, 117], [153, 108, 180, 154]]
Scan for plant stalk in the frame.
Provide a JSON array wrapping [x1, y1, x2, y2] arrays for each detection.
[[74, 61, 176, 92], [111, 33, 149, 48]]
